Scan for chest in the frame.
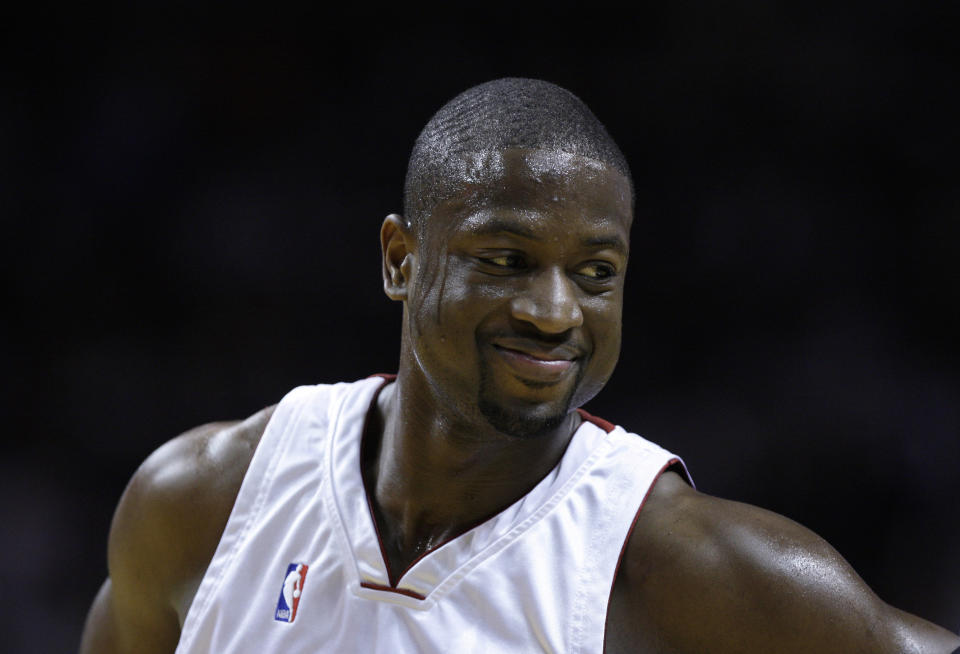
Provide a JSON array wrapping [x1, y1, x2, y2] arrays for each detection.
[[174, 380, 680, 653]]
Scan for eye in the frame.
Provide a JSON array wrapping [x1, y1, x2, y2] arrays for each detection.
[[577, 262, 617, 280], [479, 254, 527, 270]]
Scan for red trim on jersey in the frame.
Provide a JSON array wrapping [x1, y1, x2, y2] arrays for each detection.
[[360, 376, 626, 600], [577, 408, 616, 433], [359, 374, 531, 594], [359, 375, 400, 589], [601, 458, 691, 653], [359, 374, 592, 597], [359, 581, 428, 601]]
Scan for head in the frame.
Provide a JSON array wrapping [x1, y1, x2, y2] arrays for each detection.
[[382, 78, 633, 439], [403, 78, 633, 232]]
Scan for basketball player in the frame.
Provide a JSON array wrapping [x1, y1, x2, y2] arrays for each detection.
[[80, 79, 960, 653]]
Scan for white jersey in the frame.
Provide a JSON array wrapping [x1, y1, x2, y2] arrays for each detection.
[[176, 376, 690, 654]]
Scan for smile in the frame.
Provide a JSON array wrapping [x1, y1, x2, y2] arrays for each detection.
[[490, 342, 579, 384]]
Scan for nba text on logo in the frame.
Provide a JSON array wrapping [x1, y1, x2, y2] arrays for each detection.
[[275, 562, 309, 623]]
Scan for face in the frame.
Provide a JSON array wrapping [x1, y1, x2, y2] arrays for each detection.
[[390, 148, 632, 439]]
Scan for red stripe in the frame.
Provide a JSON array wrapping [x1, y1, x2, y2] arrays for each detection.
[[602, 458, 686, 653], [576, 407, 615, 433], [360, 581, 427, 601], [359, 373, 524, 591], [360, 377, 400, 586], [361, 378, 632, 606]]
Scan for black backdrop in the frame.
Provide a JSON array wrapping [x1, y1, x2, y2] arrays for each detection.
[[3, 3, 958, 651]]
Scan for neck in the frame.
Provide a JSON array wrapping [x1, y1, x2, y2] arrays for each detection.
[[364, 370, 580, 580]]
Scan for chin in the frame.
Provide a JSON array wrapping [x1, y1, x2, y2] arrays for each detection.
[[475, 357, 585, 439], [478, 397, 569, 440], [477, 377, 577, 440]]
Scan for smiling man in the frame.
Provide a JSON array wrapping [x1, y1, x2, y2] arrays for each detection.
[[80, 79, 959, 653]]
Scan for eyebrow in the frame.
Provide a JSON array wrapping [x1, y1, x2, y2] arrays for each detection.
[[464, 217, 628, 254], [582, 235, 629, 254], [466, 218, 541, 241]]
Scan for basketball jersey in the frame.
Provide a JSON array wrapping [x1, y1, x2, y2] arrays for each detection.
[[175, 376, 690, 653]]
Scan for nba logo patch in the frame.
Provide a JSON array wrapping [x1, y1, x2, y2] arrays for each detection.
[[274, 562, 309, 623]]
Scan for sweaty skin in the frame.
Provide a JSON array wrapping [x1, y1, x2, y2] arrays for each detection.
[[81, 149, 960, 654]]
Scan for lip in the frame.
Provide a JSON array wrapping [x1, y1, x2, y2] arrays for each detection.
[[489, 338, 582, 384]]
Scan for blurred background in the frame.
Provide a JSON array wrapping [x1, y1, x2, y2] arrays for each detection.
[[2, 2, 958, 650]]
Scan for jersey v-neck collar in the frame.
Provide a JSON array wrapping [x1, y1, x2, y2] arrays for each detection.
[[323, 376, 614, 608]]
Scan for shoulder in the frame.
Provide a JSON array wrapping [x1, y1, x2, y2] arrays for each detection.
[[108, 405, 276, 625], [607, 472, 960, 654]]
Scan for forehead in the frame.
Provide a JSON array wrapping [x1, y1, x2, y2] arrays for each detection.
[[423, 148, 633, 239]]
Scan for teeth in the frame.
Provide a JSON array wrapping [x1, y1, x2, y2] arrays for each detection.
[[516, 350, 558, 361], [510, 349, 569, 363], [495, 344, 575, 363]]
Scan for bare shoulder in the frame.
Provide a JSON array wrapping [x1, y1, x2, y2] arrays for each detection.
[[80, 405, 276, 654], [606, 472, 960, 654], [111, 405, 277, 619]]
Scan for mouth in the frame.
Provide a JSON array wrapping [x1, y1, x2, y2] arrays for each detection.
[[489, 338, 582, 384]]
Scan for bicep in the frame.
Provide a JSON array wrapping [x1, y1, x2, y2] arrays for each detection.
[[92, 476, 186, 654], [624, 481, 960, 653], [79, 578, 179, 654], [79, 413, 268, 653], [80, 427, 219, 654], [80, 579, 119, 654], [707, 504, 960, 653]]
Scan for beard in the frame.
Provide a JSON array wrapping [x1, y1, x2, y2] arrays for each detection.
[[476, 360, 581, 439]]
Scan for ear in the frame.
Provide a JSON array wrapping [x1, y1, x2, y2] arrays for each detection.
[[380, 213, 415, 301]]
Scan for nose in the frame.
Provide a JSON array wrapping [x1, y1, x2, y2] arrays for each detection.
[[510, 267, 584, 334]]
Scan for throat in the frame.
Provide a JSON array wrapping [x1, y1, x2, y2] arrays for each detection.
[[364, 458, 562, 585], [368, 501, 462, 582], [360, 376, 581, 586]]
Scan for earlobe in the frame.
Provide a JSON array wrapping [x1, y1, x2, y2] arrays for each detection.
[[381, 213, 414, 301]]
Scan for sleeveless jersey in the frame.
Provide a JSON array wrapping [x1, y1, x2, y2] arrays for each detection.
[[175, 376, 690, 653]]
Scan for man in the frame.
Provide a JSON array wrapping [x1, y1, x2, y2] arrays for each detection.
[[80, 78, 959, 653]]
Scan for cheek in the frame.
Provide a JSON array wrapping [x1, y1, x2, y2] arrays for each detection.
[[573, 298, 623, 406], [585, 290, 623, 324], [408, 256, 483, 335], [585, 295, 624, 358], [409, 256, 450, 325]]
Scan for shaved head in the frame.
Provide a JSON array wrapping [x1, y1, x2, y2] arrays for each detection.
[[403, 78, 632, 229]]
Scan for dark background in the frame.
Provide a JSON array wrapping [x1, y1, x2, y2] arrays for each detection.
[[3, 3, 958, 651]]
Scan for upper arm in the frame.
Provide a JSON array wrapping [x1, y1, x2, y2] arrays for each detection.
[[80, 409, 274, 654], [611, 472, 960, 654]]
